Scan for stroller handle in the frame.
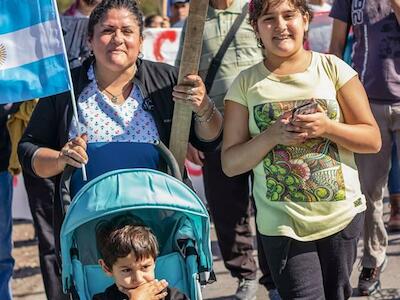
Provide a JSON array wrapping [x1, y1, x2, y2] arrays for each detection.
[[59, 141, 183, 217], [154, 140, 182, 181]]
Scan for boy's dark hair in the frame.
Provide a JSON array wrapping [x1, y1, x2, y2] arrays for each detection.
[[96, 214, 159, 269], [88, 0, 144, 39], [248, 0, 313, 27]]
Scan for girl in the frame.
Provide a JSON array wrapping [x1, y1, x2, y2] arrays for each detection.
[[221, 0, 381, 299]]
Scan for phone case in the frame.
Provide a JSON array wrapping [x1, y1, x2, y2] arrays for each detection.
[[292, 101, 318, 118]]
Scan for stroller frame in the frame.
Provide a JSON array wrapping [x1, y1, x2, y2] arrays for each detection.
[[59, 143, 214, 300]]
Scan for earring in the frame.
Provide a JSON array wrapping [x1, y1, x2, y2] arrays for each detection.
[[257, 37, 264, 49], [138, 52, 144, 59]]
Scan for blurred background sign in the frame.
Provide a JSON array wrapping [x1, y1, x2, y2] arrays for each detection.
[[306, 11, 333, 53]]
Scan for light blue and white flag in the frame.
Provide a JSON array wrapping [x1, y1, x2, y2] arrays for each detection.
[[0, 0, 70, 104]]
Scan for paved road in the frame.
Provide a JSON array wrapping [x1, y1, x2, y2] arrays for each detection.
[[12, 201, 399, 300], [203, 201, 400, 300]]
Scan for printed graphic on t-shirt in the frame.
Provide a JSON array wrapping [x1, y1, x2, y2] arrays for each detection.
[[253, 99, 346, 202], [351, 0, 365, 25], [378, 22, 400, 60], [364, 0, 392, 25], [351, 0, 392, 25]]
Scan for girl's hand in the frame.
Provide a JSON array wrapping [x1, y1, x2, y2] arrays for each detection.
[[172, 75, 209, 114], [267, 111, 307, 146], [125, 279, 168, 300], [58, 133, 88, 169], [291, 105, 332, 139]]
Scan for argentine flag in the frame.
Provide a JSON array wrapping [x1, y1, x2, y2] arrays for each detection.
[[0, 0, 70, 104]]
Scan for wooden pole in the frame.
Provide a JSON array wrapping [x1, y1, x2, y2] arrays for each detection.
[[169, 0, 209, 175], [161, 0, 167, 18]]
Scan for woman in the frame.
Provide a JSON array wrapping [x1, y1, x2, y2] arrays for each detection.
[[221, 0, 380, 299], [18, 0, 222, 254]]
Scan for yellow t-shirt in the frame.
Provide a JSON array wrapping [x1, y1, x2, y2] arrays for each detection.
[[225, 52, 366, 241]]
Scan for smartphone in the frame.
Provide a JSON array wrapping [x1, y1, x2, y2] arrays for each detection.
[[292, 100, 318, 119]]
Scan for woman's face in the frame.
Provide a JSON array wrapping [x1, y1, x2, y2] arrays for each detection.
[[89, 8, 142, 72], [256, 0, 309, 58]]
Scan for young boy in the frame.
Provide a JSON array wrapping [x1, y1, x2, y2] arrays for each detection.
[[93, 215, 189, 300]]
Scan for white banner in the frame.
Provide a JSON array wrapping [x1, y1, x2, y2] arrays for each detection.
[[142, 28, 182, 66]]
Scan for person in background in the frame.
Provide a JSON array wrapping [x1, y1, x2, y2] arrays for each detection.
[[222, 0, 381, 298], [176, 0, 280, 299], [307, 0, 331, 12], [62, 0, 102, 68], [21, 160, 68, 299], [144, 14, 170, 28], [64, 0, 102, 17], [330, 0, 400, 295], [0, 104, 20, 300], [169, 0, 190, 28], [388, 143, 400, 232]]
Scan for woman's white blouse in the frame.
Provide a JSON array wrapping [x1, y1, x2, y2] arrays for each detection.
[[69, 65, 159, 143]]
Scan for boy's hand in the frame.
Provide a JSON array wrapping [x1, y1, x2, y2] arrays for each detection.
[[125, 279, 168, 300]]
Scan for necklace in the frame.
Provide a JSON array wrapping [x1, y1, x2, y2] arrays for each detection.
[[95, 64, 137, 104], [100, 84, 128, 103], [97, 81, 132, 103]]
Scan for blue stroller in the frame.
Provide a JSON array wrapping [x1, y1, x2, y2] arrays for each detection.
[[59, 142, 214, 300]]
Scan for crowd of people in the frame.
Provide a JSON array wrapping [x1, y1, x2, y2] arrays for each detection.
[[144, 0, 189, 28], [1, 0, 399, 299]]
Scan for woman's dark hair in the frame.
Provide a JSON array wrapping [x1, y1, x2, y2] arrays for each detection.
[[88, 0, 144, 39], [96, 214, 159, 269], [248, 0, 313, 27], [82, 0, 100, 5]]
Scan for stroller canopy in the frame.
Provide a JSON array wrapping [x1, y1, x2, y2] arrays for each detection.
[[60, 168, 212, 293]]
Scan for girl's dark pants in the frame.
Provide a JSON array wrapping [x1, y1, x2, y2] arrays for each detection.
[[260, 213, 364, 300]]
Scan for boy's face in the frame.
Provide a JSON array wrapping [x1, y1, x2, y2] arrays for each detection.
[[99, 253, 156, 292]]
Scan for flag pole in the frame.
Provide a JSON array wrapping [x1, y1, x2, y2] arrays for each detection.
[[52, 0, 87, 181], [161, 0, 168, 18]]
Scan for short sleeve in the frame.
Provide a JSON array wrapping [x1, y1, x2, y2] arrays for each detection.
[[224, 72, 248, 107], [329, 54, 358, 90], [329, 0, 352, 24]]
